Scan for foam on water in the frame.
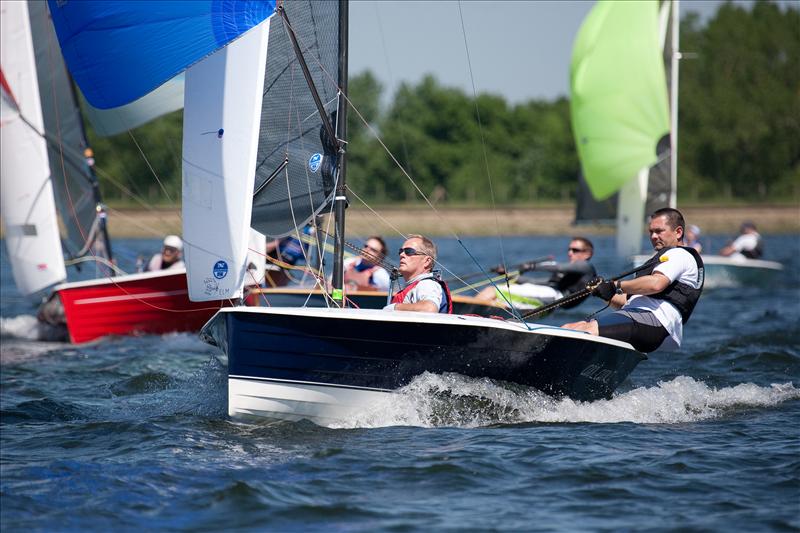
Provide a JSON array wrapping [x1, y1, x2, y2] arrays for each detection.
[[332, 373, 799, 429], [0, 314, 53, 340]]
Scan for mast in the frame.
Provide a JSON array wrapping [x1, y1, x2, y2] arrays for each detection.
[[669, 0, 680, 208], [68, 79, 114, 268], [330, 0, 349, 306]]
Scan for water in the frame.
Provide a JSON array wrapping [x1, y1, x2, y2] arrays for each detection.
[[2, 235, 799, 531]]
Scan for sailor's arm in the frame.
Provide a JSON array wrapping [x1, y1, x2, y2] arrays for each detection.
[[393, 300, 439, 313], [599, 272, 672, 309], [618, 271, 671, 295]]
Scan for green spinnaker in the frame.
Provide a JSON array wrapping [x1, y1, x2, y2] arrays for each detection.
[[570, 0, 669, 200]]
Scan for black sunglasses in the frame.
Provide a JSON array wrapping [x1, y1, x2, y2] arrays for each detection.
[[398, 247, 424, 257], [568, 247, 588, 253]]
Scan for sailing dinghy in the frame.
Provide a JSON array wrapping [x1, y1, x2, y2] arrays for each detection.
[[183, 0, 643, 424], [7, 0, 267, 343], [50, 0, 644, 424]]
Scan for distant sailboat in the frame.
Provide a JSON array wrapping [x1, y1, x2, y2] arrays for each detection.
[[569, 0, 782, 287], [570, 0, 671, 258], [8, 0, 272, 343]]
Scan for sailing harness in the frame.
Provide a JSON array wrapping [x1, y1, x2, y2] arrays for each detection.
[[391, 272, 454, 314], [634, 246, 705, 323]]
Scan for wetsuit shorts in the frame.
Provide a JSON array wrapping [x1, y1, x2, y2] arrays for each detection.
[[596, 309, 669, 353]]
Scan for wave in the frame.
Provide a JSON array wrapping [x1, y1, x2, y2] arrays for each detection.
[[331, 373, 800, 429], [0, 314, 66, 342]]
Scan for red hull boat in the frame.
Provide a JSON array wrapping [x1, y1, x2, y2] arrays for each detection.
[[53, 269, 227, 343]]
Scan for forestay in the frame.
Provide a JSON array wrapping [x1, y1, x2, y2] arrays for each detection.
[[0, 1, 66, 295]]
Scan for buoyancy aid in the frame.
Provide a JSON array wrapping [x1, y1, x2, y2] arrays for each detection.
[[391, 274, 453, 313], [635, 246, 705, 323], [344, 260, 381, 291]]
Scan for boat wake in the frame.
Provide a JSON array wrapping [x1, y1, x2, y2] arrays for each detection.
[[0, 314, 67, 342], [331, 373, 799, 429]]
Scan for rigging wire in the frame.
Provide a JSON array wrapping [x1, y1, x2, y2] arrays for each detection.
[[284, 12, 527, 324], [455, 1, 525, 324], [372, 2, 413, 178], [127, 130, 178, 207]]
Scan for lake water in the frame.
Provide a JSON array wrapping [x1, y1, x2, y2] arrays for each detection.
[[2, 234, 798, 531]]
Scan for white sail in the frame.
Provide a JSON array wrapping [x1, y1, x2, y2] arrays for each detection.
[[182, 20, 272, 302], [0, 0, 66, 296]]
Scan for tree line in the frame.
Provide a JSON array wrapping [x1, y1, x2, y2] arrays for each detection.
[[88, 1, 799, 207]]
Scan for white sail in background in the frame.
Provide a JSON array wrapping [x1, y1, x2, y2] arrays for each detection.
[[0, 0, 66, 296], [182, 20, 272, 302]]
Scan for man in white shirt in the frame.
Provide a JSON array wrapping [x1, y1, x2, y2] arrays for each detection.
[[562, 208, 704, 352], [145, 235, 184, 272], [384, 234, 452, 313], [719, 221, 763, 259]]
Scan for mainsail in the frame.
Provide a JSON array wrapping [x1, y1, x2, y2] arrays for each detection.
[[250, 0, 340, 239], [0, 0, 67, 296], [28, 1, 109, 263], [570, 0, 671, 254]]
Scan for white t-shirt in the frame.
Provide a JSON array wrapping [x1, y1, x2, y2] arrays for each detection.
[[400, 273, 444, 310], [146, 254, 185, 272], [625, 247, 701, 350], [729, 233, 761, 259]]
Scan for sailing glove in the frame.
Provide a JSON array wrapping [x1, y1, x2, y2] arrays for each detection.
[[590, 278, 619, 301]]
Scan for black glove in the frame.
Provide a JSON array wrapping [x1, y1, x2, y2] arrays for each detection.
[[519, 262, 536, 273], [590, 277, 618, 301]]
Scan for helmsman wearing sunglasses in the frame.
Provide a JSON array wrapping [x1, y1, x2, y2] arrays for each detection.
[[383, 235, 453, 314], [476, 237, 597, 310]]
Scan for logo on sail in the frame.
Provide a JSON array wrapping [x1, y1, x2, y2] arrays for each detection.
[[308, 153, 322, 173], [213, 260, 228, 279]]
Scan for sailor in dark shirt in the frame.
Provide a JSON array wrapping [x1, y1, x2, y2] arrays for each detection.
[[477, 237, 596, 310]]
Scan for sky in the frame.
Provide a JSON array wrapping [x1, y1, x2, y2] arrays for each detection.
[[348, 0, 793, 104]]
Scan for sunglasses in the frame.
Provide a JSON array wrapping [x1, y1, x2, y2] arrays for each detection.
[[398, 247, 425, 257], [568, 247, 588, 253]]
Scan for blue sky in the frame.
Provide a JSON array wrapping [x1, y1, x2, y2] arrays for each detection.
[[348, 0, 792, 104]]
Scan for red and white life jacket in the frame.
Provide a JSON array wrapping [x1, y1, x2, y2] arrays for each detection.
[[391, 275, 453, 314]]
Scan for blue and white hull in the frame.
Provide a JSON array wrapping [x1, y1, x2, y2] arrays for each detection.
[[201, 307, 645, 425]]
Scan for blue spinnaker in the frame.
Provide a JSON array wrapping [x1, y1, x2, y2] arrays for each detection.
[[47, 0, 276, 109]]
